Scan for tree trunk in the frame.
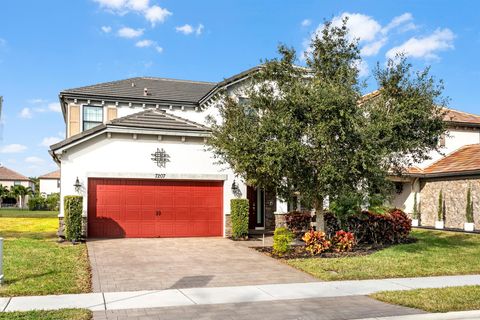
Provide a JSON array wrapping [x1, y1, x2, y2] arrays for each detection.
[[315, 197, 325, 232]]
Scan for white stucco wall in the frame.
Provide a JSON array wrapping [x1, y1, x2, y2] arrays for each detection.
[[58, 132, 245, 236], [39, 179, 60, 195], [419, 128, 480, 168]]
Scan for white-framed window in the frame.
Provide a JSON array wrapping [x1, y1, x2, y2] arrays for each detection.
[[14, 181, 21, 186], [83, 105, 103, 131]]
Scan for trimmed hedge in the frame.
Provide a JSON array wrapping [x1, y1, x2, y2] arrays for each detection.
[[324, 209, 411, 245], [231, 198, 249, 239], [64, 195, 83, 242]]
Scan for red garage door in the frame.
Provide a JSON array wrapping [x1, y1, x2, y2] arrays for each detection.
[[88, 178, 223, 238]]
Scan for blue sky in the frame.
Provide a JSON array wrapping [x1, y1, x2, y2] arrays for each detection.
[[0, 0, 479, 177]]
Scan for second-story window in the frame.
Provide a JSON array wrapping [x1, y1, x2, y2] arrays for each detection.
[[83, 106, 103, 131]]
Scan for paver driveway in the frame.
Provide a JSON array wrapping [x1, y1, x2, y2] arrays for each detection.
[[87, 237, 317, 292]]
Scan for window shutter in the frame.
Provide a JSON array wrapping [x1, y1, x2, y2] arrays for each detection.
[[107, 107, 117, 121], [68, 105, 80, 137]]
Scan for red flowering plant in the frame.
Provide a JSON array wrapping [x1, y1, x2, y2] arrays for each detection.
[[302, 230, 331, 255], [331, 230, 356, 252]]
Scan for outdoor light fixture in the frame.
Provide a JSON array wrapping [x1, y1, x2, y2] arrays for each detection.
[[74, 177, 81, 193], [231, 180, 238, 192]]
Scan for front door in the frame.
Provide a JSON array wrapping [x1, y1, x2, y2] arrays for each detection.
[[247, 186, 265, 230]]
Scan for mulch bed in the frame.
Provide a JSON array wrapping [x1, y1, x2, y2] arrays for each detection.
[[254, 237, 417, 260]]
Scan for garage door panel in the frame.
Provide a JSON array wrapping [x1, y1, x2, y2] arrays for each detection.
[[88, 178, 223, 238]]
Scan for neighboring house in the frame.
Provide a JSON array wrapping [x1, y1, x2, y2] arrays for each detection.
[[38, 169, 60, 195], [392, 109, 480, 229], [0, 165, 35, 207], [50, 67, 480, 238]]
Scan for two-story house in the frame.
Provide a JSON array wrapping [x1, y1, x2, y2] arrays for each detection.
[[38, 169, 61, 196], [50, 67, 480, 238], [0, 165, 35, 207]]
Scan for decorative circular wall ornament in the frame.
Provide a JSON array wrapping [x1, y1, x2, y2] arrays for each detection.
[[151, 148, 170, 168]]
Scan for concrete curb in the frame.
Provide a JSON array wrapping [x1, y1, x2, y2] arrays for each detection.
[[357, 310, 480, 320]]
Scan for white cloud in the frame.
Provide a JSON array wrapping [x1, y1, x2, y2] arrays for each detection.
[[360, 37, 388, 57], [94, 0, 127, 11], [176, 23, 204, 36], [25, 156, 44, 165], [117, 27, 144, 38], [40, 136, 62, 147], [176, 24, 194, 35], [0, 144, 27, 153], [354, 60, 370, 77], [382, 13, 415, 34], [144, 5, 172, 26], [48, 102, 61, 113], [301, 19, 311, 27], [94, 0, 171, 26], [386, 28, 455, 60], [135, 39, 154, 47], [101, 26, 112, 33], [127, 0, 149, 11], [19, 107, 33, 119], [155, 46, 163, 53], [196, 24, 204, 35], [28, 98, 47, 104], [329, 12, 382, 43]]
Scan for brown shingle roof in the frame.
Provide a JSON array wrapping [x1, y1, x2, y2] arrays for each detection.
[[38, 169, 60, 179], [0, 166, 30, 181], [421, 144, 480, 176], [443, 109, 480, 126]]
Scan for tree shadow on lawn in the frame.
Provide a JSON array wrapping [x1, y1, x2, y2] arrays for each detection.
[[3, 270, 57, 285]]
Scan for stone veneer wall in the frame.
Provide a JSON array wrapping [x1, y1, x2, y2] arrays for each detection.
[[419, 177, 480, 229]]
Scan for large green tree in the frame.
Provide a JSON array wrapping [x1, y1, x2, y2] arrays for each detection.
[[207, 19, 446, 230]]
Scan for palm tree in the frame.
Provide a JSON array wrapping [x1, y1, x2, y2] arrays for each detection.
[[0, 184, 8, 208], [10, 185, 34, 209]]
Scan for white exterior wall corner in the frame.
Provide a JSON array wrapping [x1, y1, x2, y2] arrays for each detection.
[[39, 179, 60, 195], [57, 132, 246, 237]]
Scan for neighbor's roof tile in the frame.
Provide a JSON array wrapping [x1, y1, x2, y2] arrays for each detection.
[[0, 166, 30, 181], [38, 169, 60, 179]]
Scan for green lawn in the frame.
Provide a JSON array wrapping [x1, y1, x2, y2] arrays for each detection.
[[0, 309, 92, 320], [0, 213, 91, 297], [287, 229, 480, 281], [0, 209, 58, 218], [372, 286, 480, 312]]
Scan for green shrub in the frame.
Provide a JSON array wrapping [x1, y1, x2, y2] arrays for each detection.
[[438, 190, 444, 221], [230, 198, 249, 239], [46, 193, 60, 211], [64, 195, 83, 242], [27, 195, 47, 211], [466, 186, 474, 223], [273, 227, 294, 256], [413, 192, 420, 220]]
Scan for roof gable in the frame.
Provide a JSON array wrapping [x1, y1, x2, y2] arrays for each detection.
[[39, 169, 60, 179], [50, 109, 210, 152], [0, 166, 30, 181]]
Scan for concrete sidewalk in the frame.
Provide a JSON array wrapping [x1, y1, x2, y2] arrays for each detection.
[[1, 274, 480, 312]]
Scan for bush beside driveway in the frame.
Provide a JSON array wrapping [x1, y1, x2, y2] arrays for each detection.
[[0, 213, 90, 297]]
